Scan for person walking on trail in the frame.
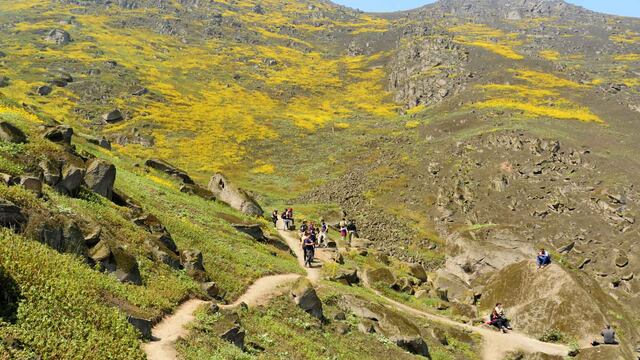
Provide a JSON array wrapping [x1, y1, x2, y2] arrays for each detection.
[[592, 325, 619, 346], [271, 210, 279, 229], [299, 221, 309, 240], [281, 209, 291, 231], [339, 218, 347, 243], [346, 220, 358, 245], [287, 208, 294, 226], [488, 303, 512, 333], [536, 248, 551, 269], [318, 220, 328, 247], [302, 233, 315, 268]]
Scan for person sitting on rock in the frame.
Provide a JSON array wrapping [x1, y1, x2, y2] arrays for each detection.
[[536, 248, 551, 269], [489, 303, 512, 333], [302, 232, 315, 268], [592, 325, 619, 346], [271, 210, 279, 229], [318, 220, 328, 247]]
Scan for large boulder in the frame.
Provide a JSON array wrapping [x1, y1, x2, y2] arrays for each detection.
[[84, 159, 116, 199], [329, 269, 359, 286], [58, 160, 86, 196], [0, 122, 27, 144], [0, 200, 25, 229], [127, 315, 152, 340], [144, 159, 194, 184], [290, 277, 323, 320], [133, 214, 177, 253], [144, 236, 181, 270], [207, 173, 263, 216], [364, 267, 396, 287], [34, 220, 87, 256], [407, 263, 428, 283], [433, 270, 471, 303], [480, 261, 608, 342], [218, 313, 245, 350], [232, 224, 266, 241], [18, 176, 42, 196], [342, 295, 430, 357], [45, 29, 71, 45], [112, 247, 142, 285]]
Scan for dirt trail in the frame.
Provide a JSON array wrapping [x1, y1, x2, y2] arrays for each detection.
[[143, 299, 209, 360], [361, 277, 570, 359]]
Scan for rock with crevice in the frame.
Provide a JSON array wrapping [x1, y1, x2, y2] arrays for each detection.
[[207, 173, 263, 216], [290, 277, 324, 320], [42, 125, 73, 145]]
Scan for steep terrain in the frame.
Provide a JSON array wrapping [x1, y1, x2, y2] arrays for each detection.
[[0, 0, 640, 359]]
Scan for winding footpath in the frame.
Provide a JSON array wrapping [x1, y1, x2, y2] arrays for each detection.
[[143, 225, 570, 360]]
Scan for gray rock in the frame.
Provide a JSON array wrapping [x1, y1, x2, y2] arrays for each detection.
[[220, 324, 245, 349], [58, 161, 86, 196], [112, 247, 142, 285], [201, 282, 220, 298], [0, 200, 26, 229], [207, 173, 263, 216], [42, 125, 73, 145], [290, 277, 323, 320], [181, 249, 207, 281], [0, 122, 27, 144], [127, 316, 152, 339], [86, 136, 111, 150], [232, 224, 266, 241], [364, 267, 396, 287], [145, 158, 194, 184], [18, 176, 42, 196], [37, 85, 52, 96], [84, 158, 116, 199], [39, 158, 61, 186], [407, 262, 428, 283], [45, 29, 71, 45], [102, 110, 123, 123], [330, 269, 359, 286], [144, 236, 180, 270]]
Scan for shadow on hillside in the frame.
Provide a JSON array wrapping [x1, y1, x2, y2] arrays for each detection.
[[0, 265, 21, 324]]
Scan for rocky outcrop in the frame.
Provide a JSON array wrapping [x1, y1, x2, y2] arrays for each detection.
[[0, 122, 27, 144], [84, 159, 116, 199], [207, 173, 263, 216], [133, 214, 177, 253], [145, 158, 194, 184], [364, 267, 396, 287], [112, 247, 142, 285], [42, 125, 73, 145], [290, 277, 323, 320], [45, 29, 71, 45], [181, 249, 207, 281], [0, 200, 26, 230], [342, 295, 430, 357]]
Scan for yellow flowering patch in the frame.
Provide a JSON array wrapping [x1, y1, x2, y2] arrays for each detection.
[[449, 23, 524, 60], [610, 31, 640, 44], [614, 54, 640, 62], [539, 50, 560, 61]]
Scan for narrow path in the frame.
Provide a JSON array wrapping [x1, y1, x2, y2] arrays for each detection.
[[143, 299, 209, 360], [363, 276, 569, 359]]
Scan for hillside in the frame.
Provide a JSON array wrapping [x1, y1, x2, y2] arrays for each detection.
[[0, 0, 639, 359]]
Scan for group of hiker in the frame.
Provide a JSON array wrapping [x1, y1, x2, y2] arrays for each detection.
[[271, 208, 622, 350]]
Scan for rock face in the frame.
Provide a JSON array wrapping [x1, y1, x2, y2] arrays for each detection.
[[84, 159, 116, 199], [180, 249, 207, 281], [145, 158, 194, 184], [58, 160, 86, 196], [45, 29, 71, 45], [207, 173, 263, 216], [364, 267, 396, 287], [0, 122, 27, 144], [481, 261, 608, 341], [342, 295, 430, 357], [290, 278, 323, 320], [34, 220, 87, 256], [127, 316, 152, 340]]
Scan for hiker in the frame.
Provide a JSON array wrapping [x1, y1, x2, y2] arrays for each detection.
[[271, 210, 279, 229], [299, 221, 309, 240], [346, 219, 358, 245], [339, 218, 347, 243], [318, 220, 328, 247], [592, 325, 619, 346], [302, 232, 315, 268], [281, 209, 292, 231], [489, 303, 512, 333], [536, 248, 551, 269], [287, 208, 294, 226]]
